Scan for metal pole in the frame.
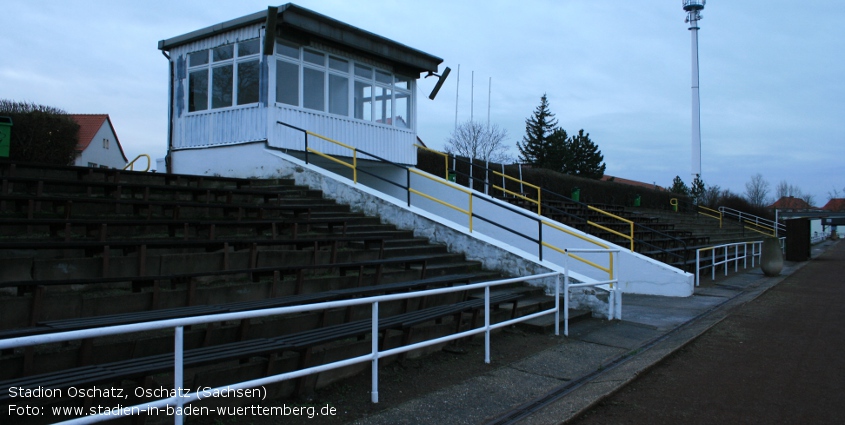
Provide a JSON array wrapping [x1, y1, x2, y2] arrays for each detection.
[[564, 251, 570, 336], [371, 302, 379, 403], [484, 286, 491, 364], [554, 274, 560, 336], [174, 326, 184, 425]]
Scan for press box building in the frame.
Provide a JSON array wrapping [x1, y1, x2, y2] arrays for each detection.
[[157, 3, 443, 181]]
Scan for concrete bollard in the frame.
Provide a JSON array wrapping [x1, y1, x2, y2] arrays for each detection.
[[760, 237, 783, 277]]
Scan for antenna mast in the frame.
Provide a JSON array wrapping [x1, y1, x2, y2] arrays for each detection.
[[684, 0, 705, 180]]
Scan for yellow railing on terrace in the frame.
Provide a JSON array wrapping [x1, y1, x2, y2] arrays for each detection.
[[123, 154, 151, 172], [409, 168, 474, 231], [741, 220, 776, 237], [414, 144, 449, 180], [587, 206, 634, 252], [306, 131, 358, 183], [698, 205, 723, 228], [491, 170, 541, 215], [289, 127, 616, 283], [541, 219, 614, 282]]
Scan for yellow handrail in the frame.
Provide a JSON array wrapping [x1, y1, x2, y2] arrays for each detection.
[[409, 169, 473, 231], [307, 131, 357, 183], [587, 206, 634, 252], [698, 205, 722, 228], [491, 170, 541, 215], [541, 219, 614, 280], [308, 131, 614, 281], [123, 154, 151, 172], [414, 144, 449, 180], [742, 221, 776, 237]]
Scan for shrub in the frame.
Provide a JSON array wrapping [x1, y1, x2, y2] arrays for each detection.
[[0, 99, 79, 165]]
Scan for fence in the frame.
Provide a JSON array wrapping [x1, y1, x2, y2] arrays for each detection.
[[695, 241, 762, 286], [0, 272, 565, 424]]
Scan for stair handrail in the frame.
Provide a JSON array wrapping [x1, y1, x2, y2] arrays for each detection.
[[719, 206, 783, 237], [123, 154, 151, 172], [274, 121, 616, 280], [420, 149, 690, 262], [698, 205, 723, 228]]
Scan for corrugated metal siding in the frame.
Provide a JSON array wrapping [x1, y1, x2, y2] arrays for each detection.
[[169, 24, 264, 56], [271, 107, 416, 164], [174, 107, 267, 148]]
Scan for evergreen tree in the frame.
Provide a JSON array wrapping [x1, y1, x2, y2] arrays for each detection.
[[562, 129, 606, 179], [517, 94, 558, 169], [690, 174, 705, 204], [545, 127, 568, 172], [670, 175, 690, 196]]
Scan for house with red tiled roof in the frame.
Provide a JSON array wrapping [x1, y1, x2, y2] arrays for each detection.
[[768, 196, 814, 211], [69, 114, 127, 169], [822, 198, 845, 212]]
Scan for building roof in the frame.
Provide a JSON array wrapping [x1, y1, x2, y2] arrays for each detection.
[[822, 198, 845, 212], [69, 114, 128, 162], [601, 175, 665, 192], [158, 3, 443, 75], [769, 196, 813, 210]]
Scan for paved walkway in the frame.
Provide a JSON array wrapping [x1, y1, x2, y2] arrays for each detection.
[[351, 240, 841, 424]]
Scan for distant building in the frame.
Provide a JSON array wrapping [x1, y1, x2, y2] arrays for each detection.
[[768, 196, 814, 211], [157, 3, 443, 178], [821, 198, 845, 212], [70, 114, 128, 169]]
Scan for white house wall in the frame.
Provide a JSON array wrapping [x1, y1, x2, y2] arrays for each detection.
[[74, 122, 127, 169]]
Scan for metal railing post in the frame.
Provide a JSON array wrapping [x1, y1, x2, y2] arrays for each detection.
[[564, 251, 570, 336], [695, 249, 701, 287], [484, 286, 491, 364], [554, 273, 561, 336], [174, 326, 184, 425], [371, 301, 379, 403], [406, 168, 411, 207]]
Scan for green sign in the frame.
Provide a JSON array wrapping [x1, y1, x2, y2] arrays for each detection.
[[0, 116, 11, 158]]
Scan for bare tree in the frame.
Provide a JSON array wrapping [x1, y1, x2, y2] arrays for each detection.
[[801, 193, 816, 208], [700, 183, 721, 208], [445, 120, 511, 163], [745, 173, 770, 207], [776, 180, 798, 199], [829, 186, 844, 200]]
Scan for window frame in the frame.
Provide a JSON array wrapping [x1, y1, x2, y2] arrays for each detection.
[[273, 41, 414, 130], [186, 38, 261, 113]]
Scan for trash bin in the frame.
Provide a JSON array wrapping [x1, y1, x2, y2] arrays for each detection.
[[633, 194, 641, 207], [447, 171, 456, 182], [571, 187, 580, 203], [0, 116, 12, 158]]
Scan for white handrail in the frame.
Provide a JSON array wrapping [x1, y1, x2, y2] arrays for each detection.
[[563, 248, 621, 336], [694, 241, 762, 286], [1, 272, 562, 424]]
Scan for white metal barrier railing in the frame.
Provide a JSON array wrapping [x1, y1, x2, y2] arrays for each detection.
[[563, 248, 621, 336], [695, 241, 762, 286], [0, 272, 564, 425]]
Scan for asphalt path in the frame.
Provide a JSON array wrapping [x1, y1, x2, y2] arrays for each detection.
[[567, 240, 845, 425]]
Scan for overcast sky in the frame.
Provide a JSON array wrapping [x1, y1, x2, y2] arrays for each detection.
[[1, 1, 842, 205]]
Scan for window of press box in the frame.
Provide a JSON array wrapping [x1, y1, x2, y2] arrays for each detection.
[[187, 39, 260, 112], [273, 42, 413, 128]]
